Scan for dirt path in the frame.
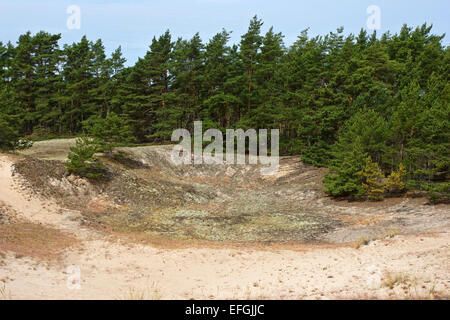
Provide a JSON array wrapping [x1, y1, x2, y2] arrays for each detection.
[[0, 155, 449, 300], [0, 156, 81, 230]]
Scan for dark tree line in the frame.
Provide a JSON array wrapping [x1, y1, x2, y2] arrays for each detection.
[[1, 17, 448, 200]]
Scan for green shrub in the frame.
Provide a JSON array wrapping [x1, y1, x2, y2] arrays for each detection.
[[66, 137, 106, 179], [386, 163, 407, 195], [323, 142, 367, 199], [426, 182, 450, 204], [410, 181, 450, 204], [359, 156, 386, 201]]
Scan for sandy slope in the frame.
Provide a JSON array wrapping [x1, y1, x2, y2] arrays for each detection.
[[0, 155, 449, 300]]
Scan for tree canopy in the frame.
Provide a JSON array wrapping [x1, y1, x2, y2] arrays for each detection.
[[0, 18, 448, 200]]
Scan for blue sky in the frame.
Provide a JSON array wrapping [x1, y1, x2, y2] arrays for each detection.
[[1, 0, 449, 66]]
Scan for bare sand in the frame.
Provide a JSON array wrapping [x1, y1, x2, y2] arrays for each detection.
[[0, 155, 448, 300]]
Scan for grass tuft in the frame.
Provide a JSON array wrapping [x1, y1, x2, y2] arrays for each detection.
[[0, 283, 11, 300], [117, 282, 162, 300]]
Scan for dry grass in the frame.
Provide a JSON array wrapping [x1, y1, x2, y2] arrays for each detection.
[[0, 283, 11, 300], [117, 282, 162, 300], [0, 222, 78, 262], [229, 284, 270, 300], [381, 272, 449, 300], [382, 272, 410, 289], [18, 138, 76, 161], [384, 229, 400, 238], [353, 229, 401, 249], [353, 236, 371, 249]]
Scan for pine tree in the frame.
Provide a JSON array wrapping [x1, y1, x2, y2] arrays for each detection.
[[386, 163, 407, 194], [123, 31, 173, 141], [83, 112, 134, 154], [165, 33, 204, 132], [202, 29, 236, 129], [62, 36, 96, 133], [239, 16, 263, 113], [248, 27, 285, 131], [0, 114, 20, 151], [359, 156, 386, 201], [9, 32, 35, 135], [31, 32, 63, 134], [107, 46, 126, 115], [324, 139, 367, 198], [66, 137, 105, 179], [88, 39, 110, 117]]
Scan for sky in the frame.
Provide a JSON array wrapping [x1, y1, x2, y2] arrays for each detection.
[[0, 0, 449, 66]]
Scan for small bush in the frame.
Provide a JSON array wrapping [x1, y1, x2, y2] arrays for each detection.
[[323, 143, 367, 199], [405, 180, 450, 204], [66, 137, 106, 179], [386, 163, 406, 195], [359, 156, 386, 201], [423, 182, 450, 204]]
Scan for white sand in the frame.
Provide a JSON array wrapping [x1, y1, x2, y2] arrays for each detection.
[[0, 155, 448, 300]]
